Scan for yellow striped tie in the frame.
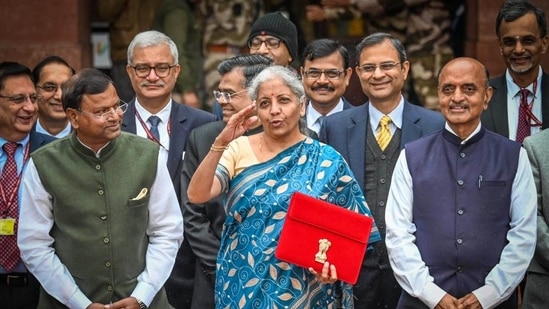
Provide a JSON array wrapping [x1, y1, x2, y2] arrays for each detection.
[[376, 115, 392, 151]]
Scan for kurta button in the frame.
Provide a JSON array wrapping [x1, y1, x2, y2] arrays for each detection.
[[103, 237, 110, 244], [107, 285, 113, 291], [380, 179, 386, 184], [457, 209, 464, 215], [95, 164, 101, 170], [459, 152, 466, 158], [379, 201, 385, 207], [105, 261, 111, 267], [457, 180, 464, 186], [380, 154, 386, 160], [98, 189, 104, 196], [100, 215, 107, 220], [457, 266, 463, 272], [457, 238, 463, 244]]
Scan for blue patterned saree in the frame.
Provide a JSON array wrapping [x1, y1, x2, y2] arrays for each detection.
[[214, 138, 380, 308]]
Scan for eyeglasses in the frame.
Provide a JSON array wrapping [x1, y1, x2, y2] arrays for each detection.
[[0, 93, 40, 104], [357, 62, 401, 74], [248, 38, 282, 50], [303, 69, 345, 80], [78, 101, 128, 121], [37, 83, 62, 93], [129, 64, 176, 78], [213, 89, 247, 103]]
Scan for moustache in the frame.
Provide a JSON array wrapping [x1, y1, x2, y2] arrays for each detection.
[[449, 102, 468, 109], [140, 81, 167, 87], [311, 85, 335, 92]]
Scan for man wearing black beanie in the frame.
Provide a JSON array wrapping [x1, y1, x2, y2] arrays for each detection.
[[212, 12, 298, 119], [247, 12, 298, 67]]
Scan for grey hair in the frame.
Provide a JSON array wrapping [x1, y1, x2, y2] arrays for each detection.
[[248, 65, 305, 103], [127, 30, 179, 65]]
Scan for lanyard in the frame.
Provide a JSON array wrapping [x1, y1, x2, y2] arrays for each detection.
[[1, 143, 30, 217], [135, 110, 171, 147], [520, 79, 542, 127]]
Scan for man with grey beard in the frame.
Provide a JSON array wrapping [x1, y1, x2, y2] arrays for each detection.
[[482, 0, 549, 142]]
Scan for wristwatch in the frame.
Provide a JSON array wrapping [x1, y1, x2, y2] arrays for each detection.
[[135, 298, 147, 309]]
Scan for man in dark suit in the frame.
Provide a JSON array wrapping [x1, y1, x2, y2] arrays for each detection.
[[320, 32, 444, 309], [482, 0, 549, 142], [121, 30, 216, 309], [0, 61, 55, 309], [301, 38, 355, 135], [181, 54, 271, 309]]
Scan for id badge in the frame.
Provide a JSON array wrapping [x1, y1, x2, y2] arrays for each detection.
[[0, 217, 16, 235]]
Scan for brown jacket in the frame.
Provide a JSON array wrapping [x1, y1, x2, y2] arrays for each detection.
[[97, 0, 162, 62]]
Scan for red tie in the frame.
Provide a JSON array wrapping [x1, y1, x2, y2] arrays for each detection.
[[516, 89, 531, 143], [0, 142, 21, 271]]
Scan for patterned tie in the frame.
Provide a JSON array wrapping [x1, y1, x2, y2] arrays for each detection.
[[148, 116, 161, 141], [516, 89, 531, 143], [376, 115, 392, 151], [0, 142, 20, 271]]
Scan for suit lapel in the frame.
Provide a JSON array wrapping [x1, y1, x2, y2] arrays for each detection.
[[541, 72, 549, 130], [490, 76, 510, 137], [167, 104, 188, 177], [122, 98, 138, 134], [400, 102, 425, 148], [347, 104, 368, 187]]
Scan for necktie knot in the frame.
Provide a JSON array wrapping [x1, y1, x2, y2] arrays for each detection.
[[317, 116, 326, 127], [149, 116, 161, 126], [148, 116, 161, 141], [3, 142, 18, 156], [376, 115, 392, 151], [379, 115, 392, 127], [519, 89, 530, 106]]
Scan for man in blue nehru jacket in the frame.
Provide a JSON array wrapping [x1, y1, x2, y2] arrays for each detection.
[[386, 57, 537, 309]]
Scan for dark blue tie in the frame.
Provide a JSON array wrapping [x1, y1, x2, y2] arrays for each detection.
[[148, 116, 161, 141]]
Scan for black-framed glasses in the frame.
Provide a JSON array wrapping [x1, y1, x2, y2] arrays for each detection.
[[78, 101, 128, 121], [129, 64, 176, 78], [36, 83, 62, 93], [358, 62, 401, 74], [248, 38, 281, 50], [213, 90, 247, 103], [0, 93, 40, 104], [303, 69, 345, 80]]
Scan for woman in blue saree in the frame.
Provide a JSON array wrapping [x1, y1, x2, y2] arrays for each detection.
[[188, 65, 380, 308]]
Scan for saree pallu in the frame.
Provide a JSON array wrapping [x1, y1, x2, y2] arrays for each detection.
[[214, 138, 380, 308]]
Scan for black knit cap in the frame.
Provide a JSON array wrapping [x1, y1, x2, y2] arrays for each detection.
[[248, 12, 298, 61]]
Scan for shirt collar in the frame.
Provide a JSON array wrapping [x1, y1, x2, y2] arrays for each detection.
[[505, 66, 543, 97], [306, 98, 345, 125], [134, 98, 172, 124], [444, 122, 482, 144], [368, 96, 404, 130]]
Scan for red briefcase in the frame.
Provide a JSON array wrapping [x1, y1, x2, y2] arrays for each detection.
[[275, 192, 374, 284]]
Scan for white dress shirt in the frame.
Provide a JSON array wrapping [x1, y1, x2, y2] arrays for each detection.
[[134, 99, 171, 163], [18, 150, 183, 308], [505, 67, 543, 141], [386, 124, 537, 308], [306, 99, 345, 134]]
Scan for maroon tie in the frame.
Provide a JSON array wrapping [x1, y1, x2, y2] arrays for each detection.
[[0, 142, 21, 271], [516, 89, 531, 143]]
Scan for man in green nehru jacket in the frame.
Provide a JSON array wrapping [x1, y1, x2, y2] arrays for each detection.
[[18, 68, 183, 309]]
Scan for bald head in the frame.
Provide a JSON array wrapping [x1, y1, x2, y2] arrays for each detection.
[[437, 57, 493, 139], [438, 57, 490, 89]]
